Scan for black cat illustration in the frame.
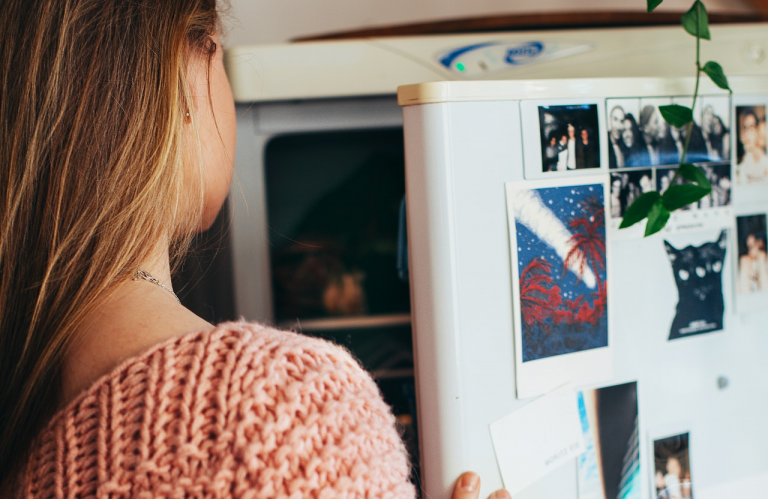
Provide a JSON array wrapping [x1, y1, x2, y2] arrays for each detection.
[[663, 230, 727, 340]]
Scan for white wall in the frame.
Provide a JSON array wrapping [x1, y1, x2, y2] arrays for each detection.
[[223, 0, 755, 47]]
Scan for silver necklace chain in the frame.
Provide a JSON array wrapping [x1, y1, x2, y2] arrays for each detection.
[[133, 269, 181, 303]]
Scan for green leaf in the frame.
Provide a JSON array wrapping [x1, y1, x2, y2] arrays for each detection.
[[678, 163, 712, 190], [661, 184, 711, 211], [682, 0, 711, 40], [702, 61, 730, 91], [647, 0, 664, 12], [645, 201, 671, 237], [619, 191, 661, 229], [659, 104, 693, 128]]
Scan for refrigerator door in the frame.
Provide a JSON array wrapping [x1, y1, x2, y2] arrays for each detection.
[[401, 78, 768, 499]]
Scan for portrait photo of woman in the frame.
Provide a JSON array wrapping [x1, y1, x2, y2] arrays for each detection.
[[735, 105, 768, 184]]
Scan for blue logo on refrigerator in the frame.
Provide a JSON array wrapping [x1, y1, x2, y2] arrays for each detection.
[[505, 41, 545, 64], [437, 40, 593, 77]]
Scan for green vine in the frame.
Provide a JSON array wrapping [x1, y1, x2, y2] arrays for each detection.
[[619, 0, 732, 236]]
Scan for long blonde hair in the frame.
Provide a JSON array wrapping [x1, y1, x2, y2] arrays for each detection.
[[0, 0, 220, 486]]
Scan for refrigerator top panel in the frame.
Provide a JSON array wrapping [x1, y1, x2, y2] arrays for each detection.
[[225, 23, 768, 103], [397, 76, 768, 105]]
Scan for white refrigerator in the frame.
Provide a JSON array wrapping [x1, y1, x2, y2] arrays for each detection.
[[400, 76, 768, 499]]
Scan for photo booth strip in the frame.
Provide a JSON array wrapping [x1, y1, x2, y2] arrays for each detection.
[[607, 161, 733, 239], [606, 94, 730, 170], [604, 94, 734, 239], [506, 175, 613, 399]]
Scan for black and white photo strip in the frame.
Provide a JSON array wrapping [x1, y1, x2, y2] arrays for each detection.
[[607, 97, 730, 169], [607, 96, 731, 219], [538, 104, 600, 172]]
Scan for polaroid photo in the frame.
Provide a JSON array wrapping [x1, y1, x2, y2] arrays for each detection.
[[506, 175, 612, 399], [662, 229, 729, 340], [734, 211, 768, 314], [521, 99, 606, 180], [699, 95, 731, 164], [731, 95, 768, 205], [652, 432, 693, 499], [577, 381, 641, 499], [607, 98, 649, 169], [637, 97, 675, 167]]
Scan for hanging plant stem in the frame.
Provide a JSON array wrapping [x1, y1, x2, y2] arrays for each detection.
[[678, 14, 702, 169], [619, 0, 731, 236]]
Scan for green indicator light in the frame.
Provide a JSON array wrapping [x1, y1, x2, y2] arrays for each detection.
[[456, 62, 466, 72]]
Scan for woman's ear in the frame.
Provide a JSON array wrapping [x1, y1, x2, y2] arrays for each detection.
[[181, 33, 236, 233], [184, 50, 209, 123]]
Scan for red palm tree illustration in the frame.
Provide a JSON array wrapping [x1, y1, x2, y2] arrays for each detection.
[[580, 194, 605, 226], [563, 195, 606, 293], [519, 257, 562, 327]]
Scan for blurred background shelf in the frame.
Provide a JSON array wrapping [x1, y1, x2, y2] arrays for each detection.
[[280, 312, 411, 332], [371, 368, 415, 380]]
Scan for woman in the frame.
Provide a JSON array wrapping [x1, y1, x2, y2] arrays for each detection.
[[608, 105, 626, 168], [556, 132, 569, 171], [738, 234, 768, 294], [544, 133, 560, 172], [564, 123, 577, 170], [736, 108, 768, 184], [701, 106, 730, 161], [0, 1, 508, 498], [576, 127, 597, 169], [610, 175, 625, 219], [710, 115, 730, 161], [621, 113, 650, 167]]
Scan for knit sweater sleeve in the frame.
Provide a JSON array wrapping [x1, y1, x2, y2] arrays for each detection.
[[224, 324, 416, 499], [15, 323, 416, 499]]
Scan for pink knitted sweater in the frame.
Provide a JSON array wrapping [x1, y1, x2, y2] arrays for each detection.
[[14, 322, 416, 498]]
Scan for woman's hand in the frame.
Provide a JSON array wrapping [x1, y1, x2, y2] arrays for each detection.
[[452, 471, 511, 499]]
